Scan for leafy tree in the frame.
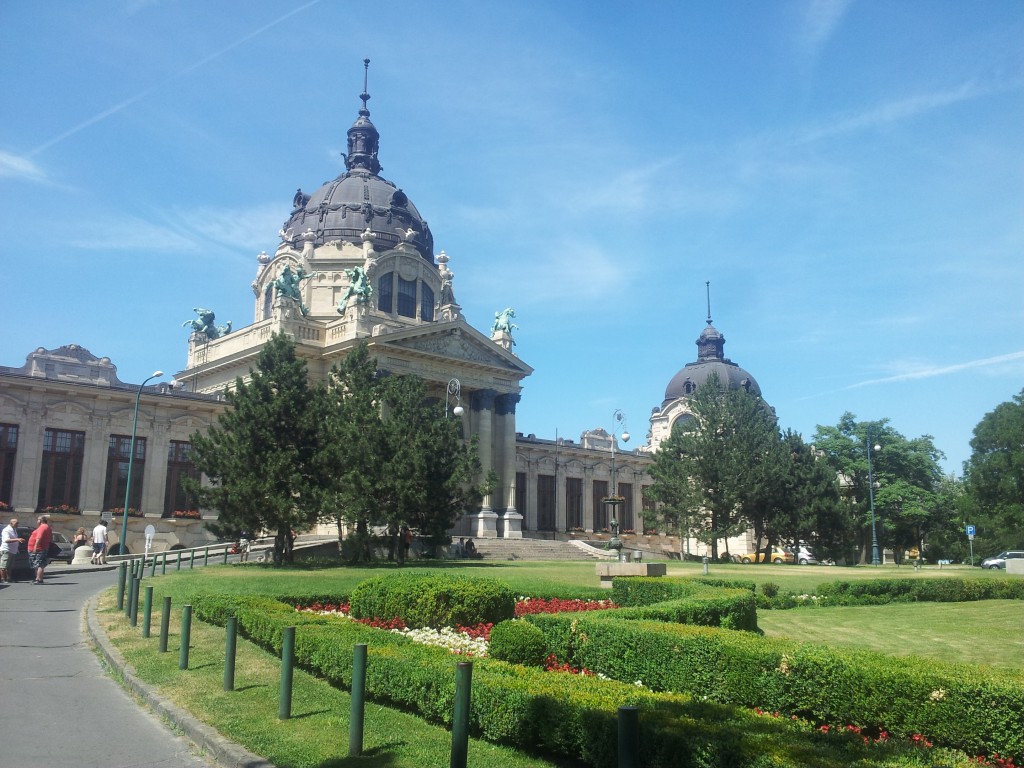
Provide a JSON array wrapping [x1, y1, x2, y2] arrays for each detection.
[[648, 372, 778, 560], [188, 333, 322, 563], [813, 413, 944, 564], [315, 342, 489, 560], [964, 389, 1024, 553]]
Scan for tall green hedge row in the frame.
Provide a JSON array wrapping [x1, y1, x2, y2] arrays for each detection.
[[348, 572, 515, 628], [525, 611, 1024, 759], [183, 593, 976, 767]]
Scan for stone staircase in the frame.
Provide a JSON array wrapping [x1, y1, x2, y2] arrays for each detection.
[[470, 537, 613, 561]]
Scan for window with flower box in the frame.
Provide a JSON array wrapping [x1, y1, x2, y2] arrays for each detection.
[[37, 428, 85, 510], [618, 482, 633, 531], [592, 479, 609, 531], [103, 434, 145, 513], [536, 474, 555, 531], [163, 440, 199, 517]]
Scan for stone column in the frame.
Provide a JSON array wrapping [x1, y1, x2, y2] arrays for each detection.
[[13, 406, 43, 513], [495, 393, 522, 538], [470, 389, 498, 538], [555, 460, 567, 533], [80, 416, 110, 514]]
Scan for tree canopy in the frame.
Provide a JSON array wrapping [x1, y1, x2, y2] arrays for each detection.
[[190, 334, 486, 562], [964, 389, 1024, 552]]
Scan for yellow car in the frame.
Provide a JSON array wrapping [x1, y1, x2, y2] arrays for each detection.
[[740, 547, 793, 564]]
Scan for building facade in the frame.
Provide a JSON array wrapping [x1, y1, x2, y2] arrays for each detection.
[[0, 75, 770, 556]]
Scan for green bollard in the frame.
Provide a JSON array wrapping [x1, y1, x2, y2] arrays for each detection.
[[349, 644, 368, 756], [159, 596, 171, 652], [149, 554, 156, 577], [224, 616, 238, 691], [129, 577, 141, 626], [223, 546, 229, 564], [450, 661, 473, 768], [176, 551, 182, 570], [278, 626, 295, 720], [189, 549, 195, 569], [179, 605, 192, 670], [142, 586, 154, 638], [204, 546, 209, 567], [116, 562, 127, 611], [124, 568, 134, 617], [161, 551, 167, 575], [618, 706, 639, 768]]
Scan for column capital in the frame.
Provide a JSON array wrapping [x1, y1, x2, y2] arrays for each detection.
[[471, 388, 498, 411], [495, 392, 521, 416]]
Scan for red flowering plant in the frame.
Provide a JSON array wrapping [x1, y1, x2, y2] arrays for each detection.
[[108, 507, 145, 518], [38, 504, 80, 515], [0, 501, 10, 512], [514, 597, 617, 616], [171, 509, 201, 519]]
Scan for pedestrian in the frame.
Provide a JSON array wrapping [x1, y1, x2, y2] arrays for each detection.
[[464, 538, 477, 558], [91, 518, 108, 564], [239, 531, 251, 562], [1, 517, 24, 583], [27, 514, 53, 584], [455, 537, 466, 558], [72, 526, 89, 550], [399, 525, 412, 564]]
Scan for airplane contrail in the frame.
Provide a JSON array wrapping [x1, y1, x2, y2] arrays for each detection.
[[29, 0, 322, 157], [848, 350, 1024, 388]]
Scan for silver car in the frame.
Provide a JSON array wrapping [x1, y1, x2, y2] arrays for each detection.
[[981, 550, 1024, 569]]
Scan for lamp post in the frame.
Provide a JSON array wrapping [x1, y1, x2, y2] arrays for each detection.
[[445, 378, 464, 418], [605, 410, 630, 560], [609, 409, 630, 499], [866, 436, 881, 566], [119, 371, 163, 555]]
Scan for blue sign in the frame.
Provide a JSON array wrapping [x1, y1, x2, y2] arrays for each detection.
[[966, 525, 976, 537]]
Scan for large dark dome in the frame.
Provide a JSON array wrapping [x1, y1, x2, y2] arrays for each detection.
[[281, 73, 434, 262], [662, 321, 761, 407]]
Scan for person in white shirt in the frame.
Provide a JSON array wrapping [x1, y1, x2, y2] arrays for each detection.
[[1, 517, 24, 583], [91, 519, 109, 565]]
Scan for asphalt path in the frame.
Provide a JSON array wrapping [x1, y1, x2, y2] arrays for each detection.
[[0, 564, 217, 768]]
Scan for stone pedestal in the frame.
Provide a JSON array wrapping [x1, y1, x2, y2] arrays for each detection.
[[501, 510, 524, 538], [72, 546, 94, 566], [471, 509, 499, 538], [595, 562, 667, 589]]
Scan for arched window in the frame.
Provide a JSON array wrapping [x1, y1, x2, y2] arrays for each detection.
[[262, 286, 273, 320]]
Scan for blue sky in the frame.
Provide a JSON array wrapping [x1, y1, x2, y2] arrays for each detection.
[[2, 1, 1021, 476]]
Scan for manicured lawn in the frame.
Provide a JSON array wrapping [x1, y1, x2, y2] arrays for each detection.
[[757, 599, 1024, 670]]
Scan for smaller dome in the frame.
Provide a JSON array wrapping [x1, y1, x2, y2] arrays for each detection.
[[663, 360, 761, 406]]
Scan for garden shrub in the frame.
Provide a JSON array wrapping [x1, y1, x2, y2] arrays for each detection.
[[760, 582, 779, 598], [813, 577, 1024, 606], [487, 619, 548, 667], [348, 572, 515, 628], [610, 577, 758, 631], [524, 611, 1024, 760]]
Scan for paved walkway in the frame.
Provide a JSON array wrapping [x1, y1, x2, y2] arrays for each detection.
[[0, 563, 244, 768]]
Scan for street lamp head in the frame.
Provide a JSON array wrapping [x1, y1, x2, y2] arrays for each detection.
[[453, 404, 465, 417], [152, 370, 164, 378], [873, 444, 881, 452], [621, 431, 630, 443]]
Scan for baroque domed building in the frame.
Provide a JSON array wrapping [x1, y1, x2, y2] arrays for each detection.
[[0, 67, 771, 558]]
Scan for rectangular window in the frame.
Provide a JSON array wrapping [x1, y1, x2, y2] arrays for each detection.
[[0, 423, 18, 506], [103, 435, 146, 512], [536, 474, 556, 531], [566, 477, 583, 530], [592, 479, 609, 531], [164, 440, 199, 517], [618, 482, 633, 531], [378, 272, 393, 313], [515, 472, 525, 517], [397, 276, 417, 318], [420, 284, 434, 321], [37, 428, 86, 510]]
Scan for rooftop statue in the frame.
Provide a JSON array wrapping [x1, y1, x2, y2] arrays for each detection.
[[492, 307, 518, 336], [182, 307, 232, 339], [272, 264, 315, 316], [337, 266, 373, 314]]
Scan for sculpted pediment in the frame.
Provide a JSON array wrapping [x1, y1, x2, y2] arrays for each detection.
[[381, 327, 530, 376]]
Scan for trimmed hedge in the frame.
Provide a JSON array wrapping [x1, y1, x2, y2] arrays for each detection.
[[813, 577, 1024, 605], [348, 572, 515, 628], [610, 577, 758, 632], [525, 611, 1024, 759], [184, 593, 971, 767], [488, 619, 548, 667]]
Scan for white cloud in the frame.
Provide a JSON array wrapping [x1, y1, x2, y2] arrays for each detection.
[[0, 151, 48, 183], [796, 0, 854, 60]]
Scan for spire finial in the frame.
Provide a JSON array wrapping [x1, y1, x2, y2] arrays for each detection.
[[705, 281, 712, 325], [359, 58, 371, 116]]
